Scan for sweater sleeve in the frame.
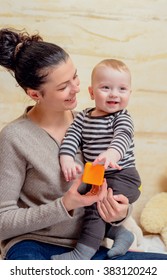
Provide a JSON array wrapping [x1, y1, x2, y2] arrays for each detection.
[[0, 126, 78, 241]]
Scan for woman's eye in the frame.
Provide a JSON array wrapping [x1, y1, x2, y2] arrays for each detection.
[[59, 85, 67, 91], [73, 74, 78, 80]]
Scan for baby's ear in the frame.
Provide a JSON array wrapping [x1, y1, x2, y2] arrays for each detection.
[[88, 86, 94, 100]]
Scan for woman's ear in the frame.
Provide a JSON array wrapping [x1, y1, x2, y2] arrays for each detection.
[[88, 86, 95, 100], [26, 88, 41, 103]]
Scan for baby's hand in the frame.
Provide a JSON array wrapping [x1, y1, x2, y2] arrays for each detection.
[[93, 149, 122, 170], [60, 155, 82, 181]]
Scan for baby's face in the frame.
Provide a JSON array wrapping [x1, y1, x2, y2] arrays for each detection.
[[89, 66, 131, 116]]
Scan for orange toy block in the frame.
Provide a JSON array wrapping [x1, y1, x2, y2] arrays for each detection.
[[82, 162, 105, 186]]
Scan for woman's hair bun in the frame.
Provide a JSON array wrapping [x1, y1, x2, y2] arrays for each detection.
[[0, 28, 42, 71]]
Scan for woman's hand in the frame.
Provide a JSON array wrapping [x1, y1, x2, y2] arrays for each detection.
[[97, 188, 129, 223], [62, 177, 107, 212]]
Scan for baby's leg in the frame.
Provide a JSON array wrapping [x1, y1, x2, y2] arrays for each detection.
[[106, 225, 134, 258], [52, 202, 105, 260], [51, 243, 96, 260]]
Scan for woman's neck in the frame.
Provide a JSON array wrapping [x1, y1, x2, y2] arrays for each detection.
[[27, 105, 74, 143]]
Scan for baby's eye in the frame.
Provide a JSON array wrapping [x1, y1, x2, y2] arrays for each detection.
[[120, 87, 127, 91], [102, 86, 110, 90]]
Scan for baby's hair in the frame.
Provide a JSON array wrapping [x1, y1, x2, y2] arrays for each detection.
[[0, 28, 69, 91], [91, 58, 131, 83]]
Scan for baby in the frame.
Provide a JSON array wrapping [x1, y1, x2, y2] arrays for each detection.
[[52, 59, 141, 260]]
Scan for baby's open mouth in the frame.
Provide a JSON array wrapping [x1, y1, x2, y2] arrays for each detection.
[[107, 101, 118, 104]]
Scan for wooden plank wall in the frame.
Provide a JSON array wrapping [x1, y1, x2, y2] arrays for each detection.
[[0, 0, 167, 224]]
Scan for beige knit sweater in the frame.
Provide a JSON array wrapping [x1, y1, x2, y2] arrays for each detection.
[[0, 109, 85, 259]]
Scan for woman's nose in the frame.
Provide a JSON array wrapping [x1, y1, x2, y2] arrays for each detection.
[[71, 79, 80, 93]]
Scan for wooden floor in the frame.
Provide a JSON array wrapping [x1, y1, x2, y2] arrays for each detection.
[[0, 0, 167, 223]]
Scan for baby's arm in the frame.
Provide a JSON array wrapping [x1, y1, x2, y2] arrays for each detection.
[[93, 112, 134, 170], [59, 111, 85, 181], [93, 148, 122, 170], [60, 154, 82, 181]]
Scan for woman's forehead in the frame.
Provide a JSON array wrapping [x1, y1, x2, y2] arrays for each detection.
[[44, 58, 76, 86]]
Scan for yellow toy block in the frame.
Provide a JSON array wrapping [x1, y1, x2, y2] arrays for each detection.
[[82, 162, 105, 186]]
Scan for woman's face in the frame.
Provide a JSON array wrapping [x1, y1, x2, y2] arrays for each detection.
[[38, 57, 80, 112]]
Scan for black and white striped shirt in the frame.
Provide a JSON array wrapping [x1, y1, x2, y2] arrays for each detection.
[[60, 108, 136, 170]]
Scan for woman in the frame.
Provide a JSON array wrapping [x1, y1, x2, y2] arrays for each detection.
[[0, 28, 166, 260]]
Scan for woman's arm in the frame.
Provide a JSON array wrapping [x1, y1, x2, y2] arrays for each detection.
[[0, 126, 75, 240], [0, 129, 68, 240], [0, 126, 107, 240]]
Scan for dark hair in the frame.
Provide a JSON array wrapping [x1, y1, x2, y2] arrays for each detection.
[[0, 28, 69, 91]]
